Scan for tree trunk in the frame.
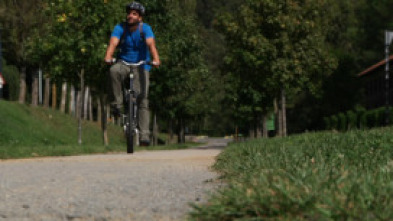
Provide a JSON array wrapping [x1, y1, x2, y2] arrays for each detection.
[[168, 119, 174, 144], [256, 115, 262, 138], [249, 122, 255, 139], [99, 93, 109, 146], [177, 118, 185, 144], [69, 85, 75, 116], [78, 68, 85, 145], [97, 98, 102, 124], [44, 77, 50, 108], [89, 93, 93, 121], [152, 113, 158, 146], [60, 82, 67, 113], [274, 98, 283, 137], [281, 88, 287, 137], [18, 66, 27, 104], [51, 83, 57, 110], [83, 86, 89, 120], [31, 72, 39, 106], [76, 91, 80, 119], [235, 126, 239, 142], [106, 103, 111, 123], [262, 114, 268, 138]]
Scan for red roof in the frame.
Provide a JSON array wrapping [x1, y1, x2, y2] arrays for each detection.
[[0, 73, 5, 85], [358, 55, 393, 77]]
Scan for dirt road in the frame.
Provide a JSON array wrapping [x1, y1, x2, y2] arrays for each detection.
[[0, 138, 230, 221]]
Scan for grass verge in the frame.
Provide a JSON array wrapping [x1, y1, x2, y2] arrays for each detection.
[[189, 127, 393, 220], [0, 101, 198, 159]]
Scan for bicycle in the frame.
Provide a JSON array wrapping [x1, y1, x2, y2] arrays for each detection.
[[111, 59, 155, 154]]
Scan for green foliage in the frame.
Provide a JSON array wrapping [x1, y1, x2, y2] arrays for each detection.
[[355, 106, 367, 129], [190, 127, 393, 220], [365, 108, 386, 128], [1, 59, 19, 100], [213, 0, 339, 131], [31, 0, 214, 136], [325, 107, 393, 131], [323, 117, 331, 130], [32, 0, 117, 85], [0, 0, 46, 66], [149, 1, 215, 130], [346, 110, 357, 130], [338, 112, 347, 131], [330, 115, 338, 130]]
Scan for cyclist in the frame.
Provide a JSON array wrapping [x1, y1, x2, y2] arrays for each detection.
[[104, 1, 160, 146]]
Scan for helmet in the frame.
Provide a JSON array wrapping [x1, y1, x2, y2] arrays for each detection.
[[126, 2, 145, 16]]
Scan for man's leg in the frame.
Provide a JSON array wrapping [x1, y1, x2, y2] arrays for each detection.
[[134, 68, 150, 144], [109, 62, 127, 115]]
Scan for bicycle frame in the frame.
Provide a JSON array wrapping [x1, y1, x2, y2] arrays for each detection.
[[110, 59, 153, 154], [121, 60, 149, 153]]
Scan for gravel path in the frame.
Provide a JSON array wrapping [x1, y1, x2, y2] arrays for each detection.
[[0, 138, 230, 221]]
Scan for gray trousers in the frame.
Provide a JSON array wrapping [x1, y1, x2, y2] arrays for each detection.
[[109, 61, 150, 141]]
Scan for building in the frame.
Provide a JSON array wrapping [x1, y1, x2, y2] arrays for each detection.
[[358, 55, 393, 109]]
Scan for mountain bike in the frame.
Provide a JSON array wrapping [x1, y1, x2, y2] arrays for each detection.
[[111, 59, 154, 154]]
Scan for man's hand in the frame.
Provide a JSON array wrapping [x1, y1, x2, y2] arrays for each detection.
[[104, 58, 116, 65], [151, 60, 160, 68]]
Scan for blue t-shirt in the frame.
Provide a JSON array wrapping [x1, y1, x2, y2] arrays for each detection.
[[111, 23, 155, 70]]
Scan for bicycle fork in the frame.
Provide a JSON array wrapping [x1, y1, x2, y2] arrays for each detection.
[[124, 72, 139, 145]]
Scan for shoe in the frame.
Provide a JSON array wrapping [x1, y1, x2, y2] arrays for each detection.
[[140, 140, 150, 147]]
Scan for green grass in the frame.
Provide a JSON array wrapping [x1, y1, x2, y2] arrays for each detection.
[[0, 100, 198, 159], [189, 128, 393, 220]]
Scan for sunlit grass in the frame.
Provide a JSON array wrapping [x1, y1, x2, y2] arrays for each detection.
[[0, 101, 198, 159], [190, 128, 393, 220]]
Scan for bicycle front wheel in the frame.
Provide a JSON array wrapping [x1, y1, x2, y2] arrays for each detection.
[[126, 94, 134, 154]]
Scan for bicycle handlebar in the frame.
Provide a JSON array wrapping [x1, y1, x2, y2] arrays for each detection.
[[107, 58, 157, 67]]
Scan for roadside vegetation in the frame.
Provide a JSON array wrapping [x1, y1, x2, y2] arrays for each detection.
[[190, 127, 393, 220], [0, 101, 198, 159]]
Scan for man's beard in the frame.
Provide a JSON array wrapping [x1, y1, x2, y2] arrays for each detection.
[[127, 21, 139, 27], [126, 18, 140, 27]]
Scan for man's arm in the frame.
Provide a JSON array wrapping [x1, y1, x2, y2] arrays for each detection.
[[146, 38, 160, 67], [104, 37, 120, 64]]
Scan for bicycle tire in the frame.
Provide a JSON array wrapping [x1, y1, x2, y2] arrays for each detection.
[[126, 93, 134, 154]]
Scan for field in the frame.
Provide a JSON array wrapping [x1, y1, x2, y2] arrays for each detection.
[[190, 128, 393, 220]]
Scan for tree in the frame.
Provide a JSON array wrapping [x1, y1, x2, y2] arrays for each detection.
[[214, 0, 338, 136], [0, 0, 46, 104], [149, 1, 217, 143], [32, 0, 121, 145]]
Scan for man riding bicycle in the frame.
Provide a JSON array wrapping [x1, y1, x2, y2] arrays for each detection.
[[104, 1, 160, 146]]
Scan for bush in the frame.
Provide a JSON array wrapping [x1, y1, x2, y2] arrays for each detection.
[[355, 106, 367, 129], [2, 59, 19, 101], [346, 110, 357, 130], [366, 109, 378, 128], [338, 112, 347, 131], [323, 117, 331, 130], [325, 106, 390, 131], [330, 115, 338, 130], [376, 107, 386, 126]]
